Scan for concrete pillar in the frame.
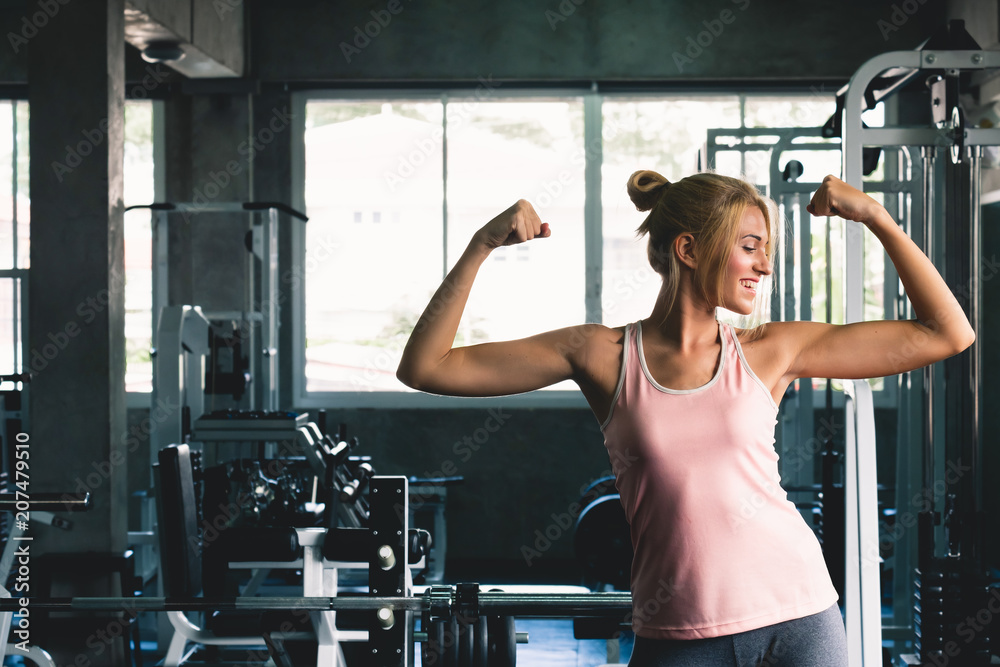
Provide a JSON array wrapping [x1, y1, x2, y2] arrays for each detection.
[[27, 0, 127, 664], [164, 93, 253, 419], [165, 93, 252, 309]]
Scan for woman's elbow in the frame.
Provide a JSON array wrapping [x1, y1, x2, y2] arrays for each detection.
[[953, 324, 976, 355], [936, 321, 976, 358], [395, 363, 424, 391]]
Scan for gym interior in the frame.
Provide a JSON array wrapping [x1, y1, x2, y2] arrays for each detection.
[[0, 0, 997, 665]]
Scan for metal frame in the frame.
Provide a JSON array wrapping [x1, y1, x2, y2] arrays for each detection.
[[843, 379, 882, 667], [140, 201, 287, 414], [0, 590, 633, 615], [149, 305, 210, 455], [840, 48, 1000, 665]]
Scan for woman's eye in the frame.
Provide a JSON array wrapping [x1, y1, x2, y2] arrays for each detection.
[[743, 246, 755, 253]]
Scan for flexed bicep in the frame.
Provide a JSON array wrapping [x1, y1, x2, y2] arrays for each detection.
[[404, 328, 586, 397], [783, 176, 975, 383], [780, 319, 970, 383], [396, 199, 560, 396]]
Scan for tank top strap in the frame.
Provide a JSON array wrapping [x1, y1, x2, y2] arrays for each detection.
[[721, 321, 780, 412], [600, 322, 638, 431], [720, 322, 739, 363]]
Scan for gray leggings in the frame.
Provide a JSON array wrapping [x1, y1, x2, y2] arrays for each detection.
[[628, 604, 848, 667]]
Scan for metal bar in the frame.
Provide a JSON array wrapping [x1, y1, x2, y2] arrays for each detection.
[[797, 190, 814, 483], [11, 101, 18, 378], [0, 592, 634, 615], [859, 127, 1000, 149], [263, 206, 279, 412], [289, 91, 308, 410], [708, 126, 826, 140], [125, 202, 308, 219], [247, 209, 257, 411], [0, 492, 91, 512], [584, 90, 603, 324], [843, 379, 883, 667], [942, 150, 966, 559], [919, 147, 937, 573], [442, 94, 449, 281], [739, 94, 746, 176], [840, 52, 900, 665], [478, 592, 631, 616], [967, 146, 982, 567]]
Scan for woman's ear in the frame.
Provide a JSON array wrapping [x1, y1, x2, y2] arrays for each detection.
[[674, 233, 697, 270]]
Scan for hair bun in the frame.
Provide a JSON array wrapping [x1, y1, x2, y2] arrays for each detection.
[[627, 170, 671, 212]]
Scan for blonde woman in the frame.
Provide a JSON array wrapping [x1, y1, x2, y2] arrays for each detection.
[[397, 172, 973, 666]]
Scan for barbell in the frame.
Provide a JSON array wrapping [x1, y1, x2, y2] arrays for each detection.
[[0, 589, 632, 616], [0, 587, 630, 667]]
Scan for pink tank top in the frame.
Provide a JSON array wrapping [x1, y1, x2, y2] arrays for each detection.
[[601, 321, 838, 639]]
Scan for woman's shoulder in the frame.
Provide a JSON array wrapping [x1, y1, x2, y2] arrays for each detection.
[[734, 320, 825, 346], [733, 320, 822, 379], [561, 324, 629, 409], [562, 323, 627, 354], [734, 320, 800, 338], [557, 323, 627, 374]]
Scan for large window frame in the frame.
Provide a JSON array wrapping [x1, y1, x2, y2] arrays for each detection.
[[291, 88, 868, 410], [292, 89, 604, 409]]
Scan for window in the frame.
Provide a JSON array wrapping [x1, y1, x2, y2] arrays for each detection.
[[0, 101, 29, 388], [124, 100, 158, 394], [302, 97, 585, 395], [296, 92, 863, 406], [602, 97, 741, 325], [0, 100, 157, 395], [303, 100, 445, 394]]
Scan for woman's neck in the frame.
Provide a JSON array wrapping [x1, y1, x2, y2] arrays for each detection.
[[646, 280, 719, 350]]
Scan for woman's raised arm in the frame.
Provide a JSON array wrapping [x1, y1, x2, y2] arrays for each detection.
[[396, 200, 588, 397], [774, 175, 975, 383]]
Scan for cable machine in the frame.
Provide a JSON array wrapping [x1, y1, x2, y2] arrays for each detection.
[[834, 21, 1000, 667], [705, 21, 1000, 666]]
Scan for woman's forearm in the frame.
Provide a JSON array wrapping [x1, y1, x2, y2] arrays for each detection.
[[864, 208, 974, 350]]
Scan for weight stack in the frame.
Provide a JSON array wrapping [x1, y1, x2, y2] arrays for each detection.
[[913, 562, 993, 665]]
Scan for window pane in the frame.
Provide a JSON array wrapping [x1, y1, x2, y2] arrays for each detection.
[[15, 101, 27, 271], [305, 101, 444, 392], [124, 101, 155, 393], [601, 97, 740, 325], [0, 102, 28, 272], [446, 99, 585, 347], [0, 277, 18, 378], [0, 101, 28, 384], [743, 95, 835, 129], [0, 103, 15, 271]]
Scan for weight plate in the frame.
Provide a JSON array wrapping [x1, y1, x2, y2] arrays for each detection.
[[457, 616, 475, 667], [487, 615, 516, 667], [474, 615, 489, 667]]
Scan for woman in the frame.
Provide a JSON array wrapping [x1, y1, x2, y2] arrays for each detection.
[[396, 171, 974, 666]]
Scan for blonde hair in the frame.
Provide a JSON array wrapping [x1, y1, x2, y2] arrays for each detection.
[[627, 169, 777, 332]]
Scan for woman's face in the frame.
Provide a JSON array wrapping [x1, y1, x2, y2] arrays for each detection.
[[721, 206, 772, 315]]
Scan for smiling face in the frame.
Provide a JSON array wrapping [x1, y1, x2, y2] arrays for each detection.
[[721, 206, 772, 315]]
